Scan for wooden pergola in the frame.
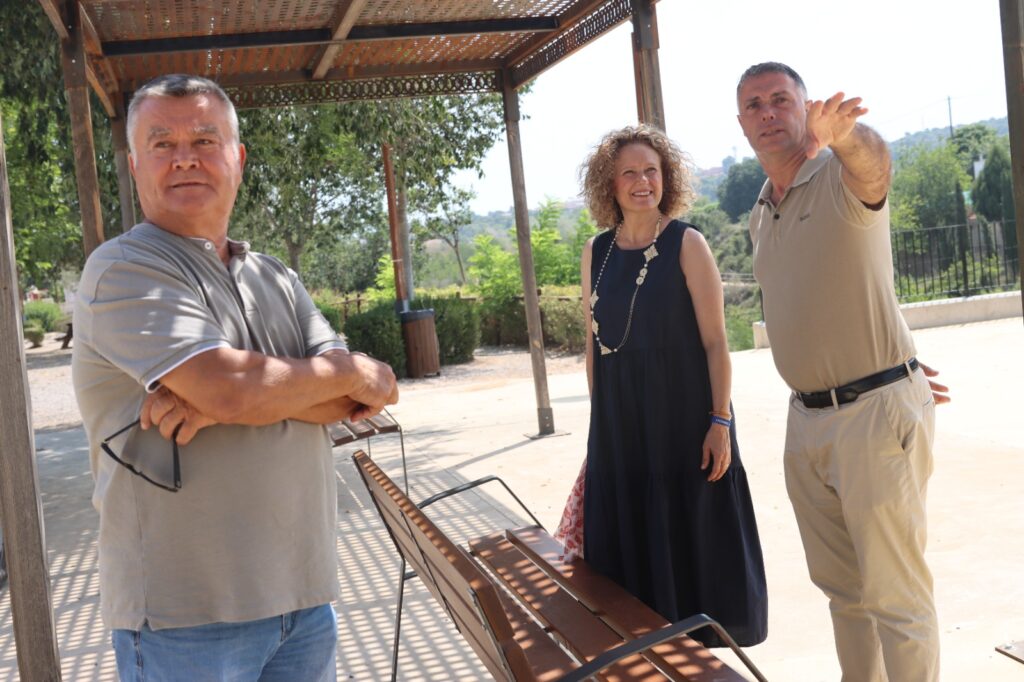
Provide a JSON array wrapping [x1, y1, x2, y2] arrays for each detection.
[[1, 0, 669, 678]]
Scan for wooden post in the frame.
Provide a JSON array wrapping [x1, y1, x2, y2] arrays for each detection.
[[112, 103, 136, 232], [0, 115, 64, 680], [631, 0, 666, 131], [999, 0, 1024, 317], [382, 143, 409, 308], [60, 0, 105, 256], [502, 74, 554, 436]]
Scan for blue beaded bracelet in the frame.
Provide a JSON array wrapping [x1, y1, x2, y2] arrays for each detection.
[[710, 415, 732, 428]]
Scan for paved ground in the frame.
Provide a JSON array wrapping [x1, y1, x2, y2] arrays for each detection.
[[1, 317, 1022, 680]]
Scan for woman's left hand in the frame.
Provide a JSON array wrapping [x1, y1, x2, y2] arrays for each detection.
[[701, 424, 731, 482]]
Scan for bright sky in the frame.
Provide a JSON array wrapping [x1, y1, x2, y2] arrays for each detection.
[[455, 0, 1009, 214]]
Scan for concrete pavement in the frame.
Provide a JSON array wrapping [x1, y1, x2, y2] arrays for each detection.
[[1, 317, 1021, 680]]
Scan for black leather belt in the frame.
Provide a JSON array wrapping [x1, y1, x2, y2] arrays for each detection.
[[796, 358, 919, 409]]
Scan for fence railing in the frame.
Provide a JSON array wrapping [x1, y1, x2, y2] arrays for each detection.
[[891, 220, 1020, 301]]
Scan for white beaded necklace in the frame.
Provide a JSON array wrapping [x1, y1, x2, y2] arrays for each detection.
[[589, 215, 662, 355]]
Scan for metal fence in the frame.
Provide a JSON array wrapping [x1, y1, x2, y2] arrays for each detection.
[[891, 220, 1020, 301]]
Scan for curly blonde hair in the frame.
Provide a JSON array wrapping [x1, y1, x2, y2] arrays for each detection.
[[579, 125, 695, 228]]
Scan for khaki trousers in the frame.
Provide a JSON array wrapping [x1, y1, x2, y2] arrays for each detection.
[[784, 368, 938, 682]]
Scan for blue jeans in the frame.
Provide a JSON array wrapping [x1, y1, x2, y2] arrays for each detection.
[[112, 604, 337, 682]]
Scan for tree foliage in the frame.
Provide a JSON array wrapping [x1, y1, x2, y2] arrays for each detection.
[[0, 4, 116, 288], [718, 157, 766, 221], [891, 143, 970, 230], [951, 122, 998, 177], [973, 140, 1014, 222], [233, 106, 386, 279]]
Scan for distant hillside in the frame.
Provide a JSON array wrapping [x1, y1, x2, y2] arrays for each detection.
[[889, 116, 1007, 160]]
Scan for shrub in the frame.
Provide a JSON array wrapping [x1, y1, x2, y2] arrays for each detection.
[[24, 322, 45, 348], [415, 294, 480, 365], [310, 289, 346, 333], [725, 304, 760, 352], [343, 304, 407, 379], [24, 300, 65, 332], [478, 298, 528, 346], [540, 297, 585, 352]]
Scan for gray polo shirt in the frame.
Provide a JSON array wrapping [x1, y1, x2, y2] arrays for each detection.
[[72, 222, 347, 631]]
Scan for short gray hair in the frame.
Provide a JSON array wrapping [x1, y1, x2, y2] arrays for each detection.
[[126, 74, 239, 157], [736, 62, 807, 106]]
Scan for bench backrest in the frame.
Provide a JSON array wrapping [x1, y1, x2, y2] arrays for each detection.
[[352, 451, 535, 681]]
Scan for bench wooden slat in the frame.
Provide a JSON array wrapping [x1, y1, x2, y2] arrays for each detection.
[[473, 532, 668, 681], [492, 581, 583, 682], [355, 452, 536, 681], [507, 527, 746, 682], [329, 412, 400, 447]]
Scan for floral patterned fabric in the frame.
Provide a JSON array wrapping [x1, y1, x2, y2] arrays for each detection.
[[554, 458, 586, 561]]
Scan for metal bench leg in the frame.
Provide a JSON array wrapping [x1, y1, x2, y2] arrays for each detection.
[[389, 557, 405, 679]]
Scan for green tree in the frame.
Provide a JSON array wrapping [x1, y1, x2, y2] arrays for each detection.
[[891, 143, 970, 229], [951, 122, 998, 177], [233, 106, 385, 279], [718, 157, 766, 221], [0, 4, 121, 289], [411, 186, 474, 284], [344, 95, 507, 295], [973, 140, 1014, 222]]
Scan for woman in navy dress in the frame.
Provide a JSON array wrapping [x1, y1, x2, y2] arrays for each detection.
[[578, 125, 767, 647]]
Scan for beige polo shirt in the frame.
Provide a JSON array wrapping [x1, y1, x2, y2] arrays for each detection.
[[749, 152, 916, 393], [72, 222, 347, 631]]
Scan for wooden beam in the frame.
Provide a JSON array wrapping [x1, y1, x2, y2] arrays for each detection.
[[504, 0, 604, 68], [111, 107, 136, 232], [36, 0, 68, 40], [216, 59, 503, 89], [382, 143, 409, 305], [999, 0, 1024, 315], [631, 0, 665, 131], [311, 0, 369, 80], [61, 0, 105, 256], [502, 72, 554, 436], [103, 17, 559, 57], [86, 64, 116, 117], [0, 113, 64, 682]]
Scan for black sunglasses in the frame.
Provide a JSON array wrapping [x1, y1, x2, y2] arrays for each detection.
[[100, 419, 182, 493]]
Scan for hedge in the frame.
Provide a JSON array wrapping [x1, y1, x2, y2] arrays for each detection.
[[342, 303, 407, 379]]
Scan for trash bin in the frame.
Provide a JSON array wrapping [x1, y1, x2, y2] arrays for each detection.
[[400, 308, 440, 378]]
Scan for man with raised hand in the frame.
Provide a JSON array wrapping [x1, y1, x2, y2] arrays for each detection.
[[736, 61, 947, 681]]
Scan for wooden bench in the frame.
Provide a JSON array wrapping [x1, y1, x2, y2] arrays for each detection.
[[352, 451, 767, 682]]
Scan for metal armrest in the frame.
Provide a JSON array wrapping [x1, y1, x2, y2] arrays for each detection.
[[418, 475, 544, 530], [559, 613, 768, 682]]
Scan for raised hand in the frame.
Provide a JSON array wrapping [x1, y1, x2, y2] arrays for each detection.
[[804, 92, 869, 159]]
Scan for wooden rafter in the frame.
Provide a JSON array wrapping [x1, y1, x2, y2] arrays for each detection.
[[103, 18, 560, 58], [505, 0, 607, 69], [311, 0, 369, 80], [37, 0, 68, 40]]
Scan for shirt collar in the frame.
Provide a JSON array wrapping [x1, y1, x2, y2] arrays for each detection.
[[756, 149, 833, 206]]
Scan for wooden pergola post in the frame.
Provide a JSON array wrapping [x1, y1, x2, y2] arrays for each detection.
[[502, 74, 554, 437], [999, 0, 1024, 317], [631, 0, 665, 131], [111, 101, 136, 232], [60, 0, 105, 256], [0, 116, 64, 681], [382, 143, 410, 309]]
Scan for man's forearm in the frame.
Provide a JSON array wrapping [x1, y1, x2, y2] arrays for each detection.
[[159, 347, 393, 426], [830, 123, 892, 205]]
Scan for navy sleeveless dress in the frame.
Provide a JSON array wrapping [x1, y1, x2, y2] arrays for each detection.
[[583, 220, 768, 647]]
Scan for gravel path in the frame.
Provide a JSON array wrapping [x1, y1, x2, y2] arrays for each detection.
[[25, 332, 586, 431]]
